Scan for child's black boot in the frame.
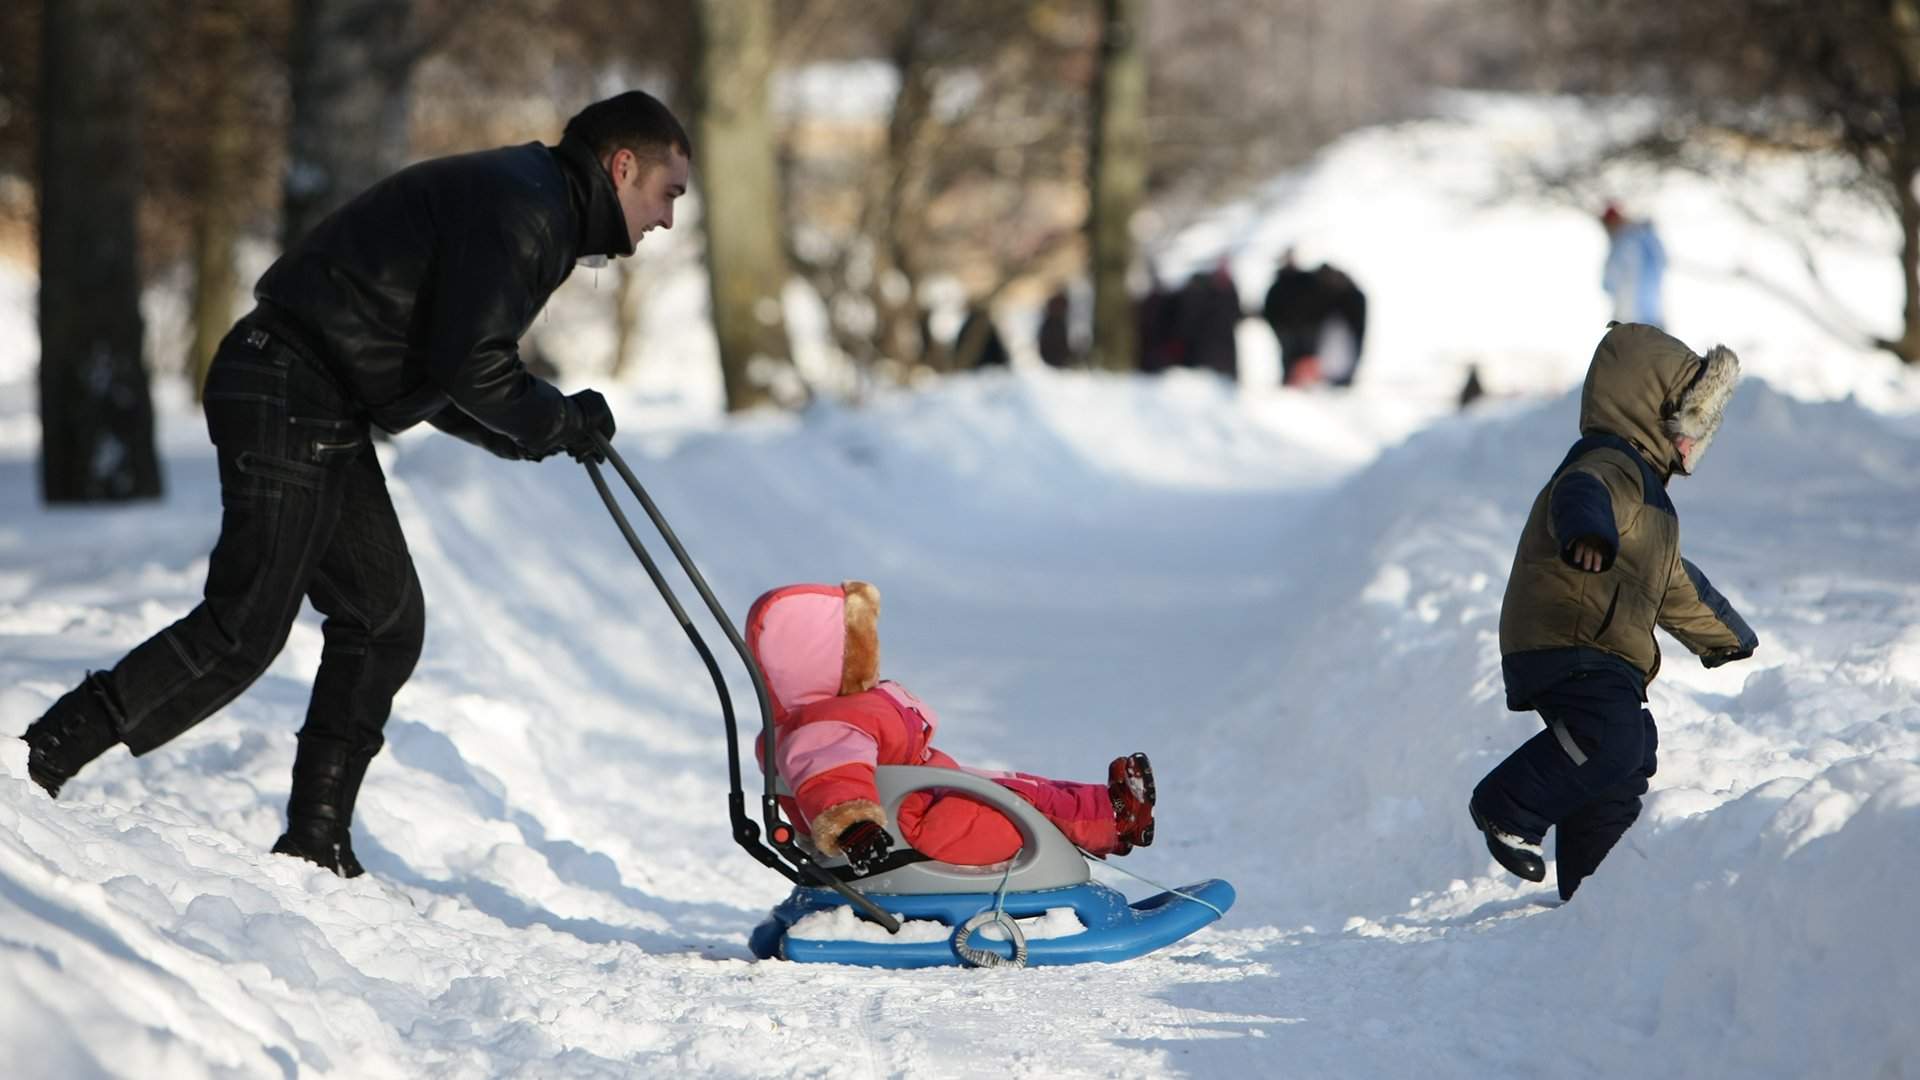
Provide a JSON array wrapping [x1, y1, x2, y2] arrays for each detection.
[[1470, 798, 1546, 882]]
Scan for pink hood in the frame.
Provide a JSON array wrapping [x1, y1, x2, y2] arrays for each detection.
[[744, 582, 881, 720]]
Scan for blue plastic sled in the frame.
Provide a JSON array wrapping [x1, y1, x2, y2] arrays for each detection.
[[748, 766, 1235, 968]]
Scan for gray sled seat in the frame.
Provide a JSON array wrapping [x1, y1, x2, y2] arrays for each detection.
[[801, 765, 1091, 895]]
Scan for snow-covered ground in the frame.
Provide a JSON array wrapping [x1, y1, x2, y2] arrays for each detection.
[[2, 95, 1917, 1079]]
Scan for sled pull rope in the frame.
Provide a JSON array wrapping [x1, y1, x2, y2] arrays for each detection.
[[952, 862, 1027, 968], [1078, 850, 1230, 920]]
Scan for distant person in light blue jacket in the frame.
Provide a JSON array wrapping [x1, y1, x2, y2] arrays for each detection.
[[1601, 203, 1667, 328]]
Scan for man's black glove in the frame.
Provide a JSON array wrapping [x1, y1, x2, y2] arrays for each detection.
[[562, 389, 616, 464], [836, 820, 894, 875]]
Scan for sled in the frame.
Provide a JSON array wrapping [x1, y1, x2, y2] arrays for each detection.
[[747, 765, 1234, 968], [583, 435, 1234, 968]]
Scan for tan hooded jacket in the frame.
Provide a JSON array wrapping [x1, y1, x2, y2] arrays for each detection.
[[1498, 323, 1757, 708]]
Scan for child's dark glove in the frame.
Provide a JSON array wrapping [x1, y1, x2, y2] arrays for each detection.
[[836, 820, 894, 874]]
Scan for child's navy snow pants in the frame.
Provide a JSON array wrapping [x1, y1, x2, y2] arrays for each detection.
[[1472, 669, 1657, 900]]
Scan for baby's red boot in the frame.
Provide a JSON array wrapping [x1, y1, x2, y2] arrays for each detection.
[[1107, 752, 1156, 854]]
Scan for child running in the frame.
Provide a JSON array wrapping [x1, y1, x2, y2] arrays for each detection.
[[1470, 322, 1758, 901]]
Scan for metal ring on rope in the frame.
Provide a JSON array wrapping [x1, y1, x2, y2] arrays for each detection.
[[953, 910, 1028, 968]]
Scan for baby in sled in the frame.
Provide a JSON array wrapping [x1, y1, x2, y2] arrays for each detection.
[[745, 581, 1157, 872]]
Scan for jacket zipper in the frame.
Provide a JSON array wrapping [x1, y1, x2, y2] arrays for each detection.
[[1594, 584, 1621, 639]]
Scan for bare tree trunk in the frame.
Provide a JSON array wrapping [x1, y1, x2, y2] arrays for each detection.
[[1886, 0, 1920, 363], [610, 256, 644, 378], [187, 2, 248, 398], [867, 1, 936, 373], [1087, 0, 1147, 373], [282, 0, 416, 248], [38, 0, 163, 503], [188, 179, 242, 398], [694, 0, 794, 411], [1885, 153, 1920, 364]]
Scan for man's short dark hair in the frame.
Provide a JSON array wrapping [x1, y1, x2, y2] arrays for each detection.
[[563, 91, 693, 167]]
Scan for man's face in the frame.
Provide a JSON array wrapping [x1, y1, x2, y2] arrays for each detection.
[[609, 147, 691, 253]]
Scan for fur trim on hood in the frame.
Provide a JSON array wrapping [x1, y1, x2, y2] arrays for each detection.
[[1581, 323, 1739, 478], [840, 581, 881, 696], [744, 581, 883, 719], [1663, 344, 1739, 475]]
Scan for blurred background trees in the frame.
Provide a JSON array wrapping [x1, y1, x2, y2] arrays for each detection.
[[4, 0, 1916, 503], [1489, 0, 1920, 364]]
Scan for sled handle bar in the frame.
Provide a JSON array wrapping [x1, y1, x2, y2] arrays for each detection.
[[582, 433, 901, 933]]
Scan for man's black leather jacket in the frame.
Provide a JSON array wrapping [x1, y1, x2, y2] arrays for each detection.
[[252, 134, 631, 453]]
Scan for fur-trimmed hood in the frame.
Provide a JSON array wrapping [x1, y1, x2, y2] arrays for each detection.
[[1580, 322, 1739, 477], [744, 581, 881, 720]]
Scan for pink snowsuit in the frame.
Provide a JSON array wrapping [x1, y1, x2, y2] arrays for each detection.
[[745, 582, 1122, 864]]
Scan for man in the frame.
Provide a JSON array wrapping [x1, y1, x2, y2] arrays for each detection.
[[1308, 263, 1367, 388], [20, 91, 693, 878], [1261, 248, 1320, 386]]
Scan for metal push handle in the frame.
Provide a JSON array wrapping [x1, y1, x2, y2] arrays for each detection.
[[581, 433, 901, 932]]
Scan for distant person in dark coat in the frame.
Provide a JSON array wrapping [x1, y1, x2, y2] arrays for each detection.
[[1314, 265, 1368, 388], [1038, 289, 1075, 368], [1137, 269, 1181, 373], [1263, 251, 1367, 388], [1262, 249, 1321, 386], [1168, 261, 1241, 379], [1458, 365, 1486, 410], [955, 306, 1010, 369]]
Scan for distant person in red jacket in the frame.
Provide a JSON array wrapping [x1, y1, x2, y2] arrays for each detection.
[[746, 582, 1157, 873]]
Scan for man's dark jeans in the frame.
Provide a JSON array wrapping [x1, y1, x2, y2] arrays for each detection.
[[98, 315, 424, 768]]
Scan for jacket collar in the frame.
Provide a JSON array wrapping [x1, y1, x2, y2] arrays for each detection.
[[1618, 432, 1675, 484], [1557, 431, 1676, 515], [552, 134, 633, 259]]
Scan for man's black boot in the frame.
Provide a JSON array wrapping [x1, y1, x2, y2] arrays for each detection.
[[22, 673, 125, 798], [272, 741, 371, 878]]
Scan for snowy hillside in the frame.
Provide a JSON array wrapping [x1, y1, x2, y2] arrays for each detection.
[[3, 95, 1919, 1079]]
